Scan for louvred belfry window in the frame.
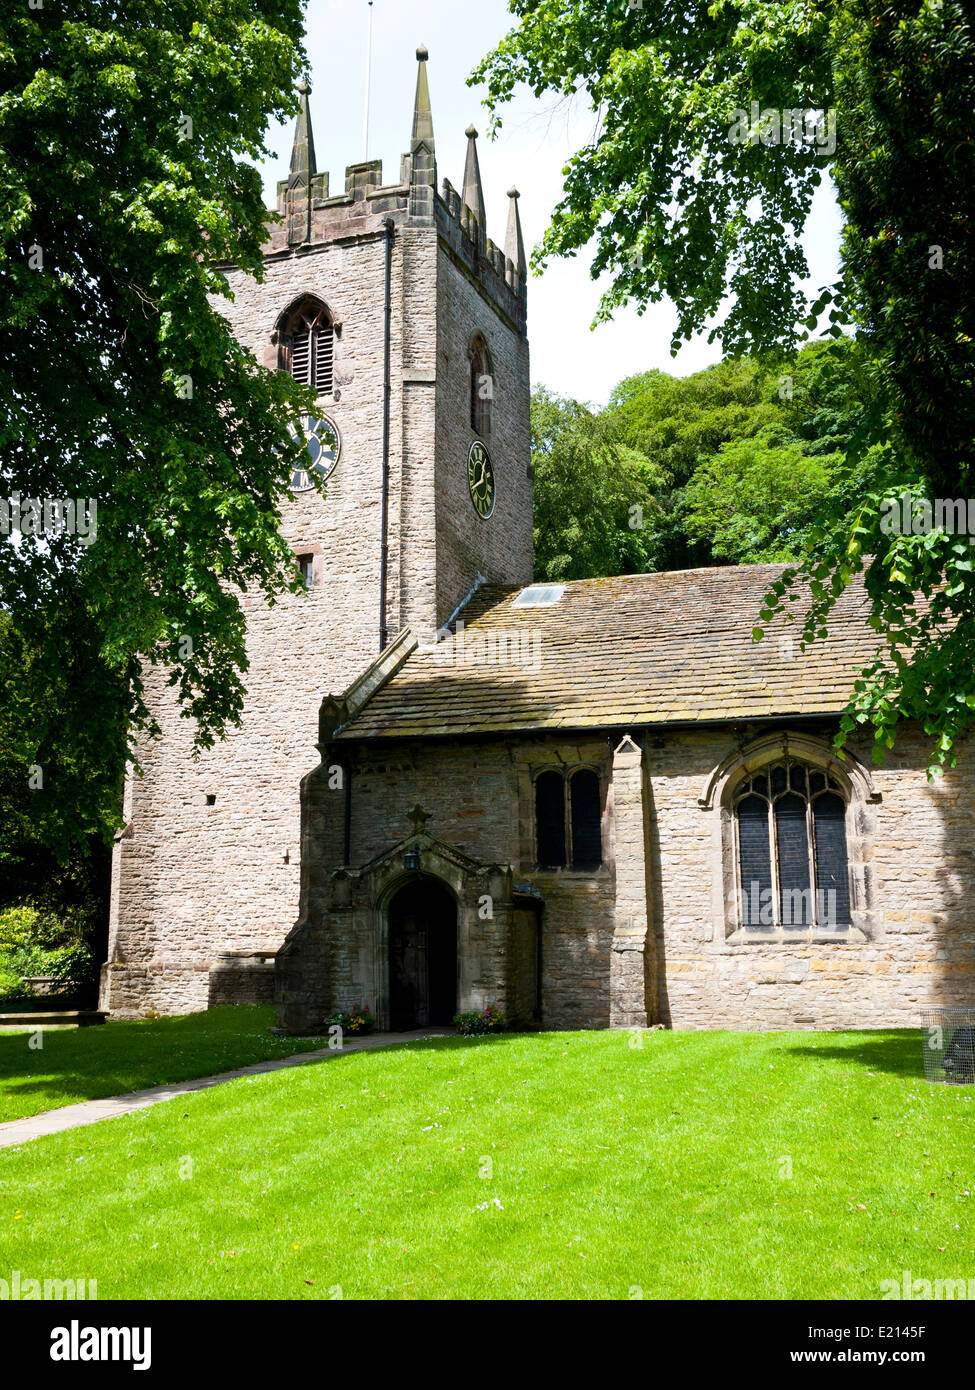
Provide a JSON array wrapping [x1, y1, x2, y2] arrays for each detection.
[[279, 299, 334, 395], [734, 761, 851, 930], [470, 334, 493, 437]]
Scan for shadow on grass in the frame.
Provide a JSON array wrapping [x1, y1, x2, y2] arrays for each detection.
[[0, 1007, 332, 1117], [3, 1020, 941, 1121], [321, 1027, 936, 1075], [301, 1032, 523, 1065], [782, 1030, 926, 1079]]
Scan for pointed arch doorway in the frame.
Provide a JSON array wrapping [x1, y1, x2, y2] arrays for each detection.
[[388, 877, 457, 1030]]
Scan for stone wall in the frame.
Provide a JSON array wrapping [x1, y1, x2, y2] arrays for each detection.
[[509, 906, 541, 1025], [102, 227, 399, 1017], [649, 723, 975, 1031], [432, 238, 533, 629], [287, 732, 617, 1030], [102, 156, 533, 1019], [208, 953, 277, 1009], [284, 720, 975, 1033]]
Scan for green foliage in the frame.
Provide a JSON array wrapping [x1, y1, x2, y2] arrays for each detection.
[[0, 611, 126, 862], [473, 0, 837, 356], [609, 357, 779, 485], [0, 903, 95, 1000], [531, 386, 660, 580], [0, 905, 45, 953], [0, 904, 66, 954], [326, 1006, 375, 1036], [606, 353, 789, 571], [760, 2, 975, 771], [478, 1, 975, 768], [686, 431, 835, 564], [45, 944, 96, 989], [0, 969, 27, 1005], [0, 621, 113, 969], [0, 0, 316, 860], [831, 0, 973, 499], [533, 340, 868, 576]]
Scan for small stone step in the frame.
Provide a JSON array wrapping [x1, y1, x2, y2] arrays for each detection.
[[0, 1010, 106, 1028]]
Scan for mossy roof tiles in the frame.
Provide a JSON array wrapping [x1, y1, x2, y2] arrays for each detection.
[[336, 564, 882, 741]]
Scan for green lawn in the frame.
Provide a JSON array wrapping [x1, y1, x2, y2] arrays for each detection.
[[0, 1006, 329, 1122], [1, 1027, 972, 1298]]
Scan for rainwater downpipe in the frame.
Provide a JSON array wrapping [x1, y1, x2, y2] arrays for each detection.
[[379, 216, 394, 652]]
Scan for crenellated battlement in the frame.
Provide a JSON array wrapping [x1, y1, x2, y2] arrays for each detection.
[[261, 48, 527, 333], [434, 177, 526, 333]]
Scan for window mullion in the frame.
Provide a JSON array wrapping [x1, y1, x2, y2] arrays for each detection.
[[808, 796, 817, 926], [565, 776, 572, 870], [769, 798, 780, 928]]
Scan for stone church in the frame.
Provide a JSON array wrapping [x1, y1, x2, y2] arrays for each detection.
[[100, 50, 975, 1034]]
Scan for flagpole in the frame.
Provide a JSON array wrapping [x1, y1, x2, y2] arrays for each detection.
[[362, 0, 374, 161]]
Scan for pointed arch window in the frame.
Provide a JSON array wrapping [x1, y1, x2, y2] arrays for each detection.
[[470, 334, 493, 437], [734, 761, 851, 931], [278, 298, 334, 395]]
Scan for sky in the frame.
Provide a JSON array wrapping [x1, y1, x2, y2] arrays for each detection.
[[258, 0, 843, 408]]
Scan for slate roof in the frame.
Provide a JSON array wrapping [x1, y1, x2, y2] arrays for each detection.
[[335, 565, 882, 742]]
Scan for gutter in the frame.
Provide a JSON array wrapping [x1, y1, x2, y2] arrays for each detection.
[[379, 216, 394, 652], [332, 709, 848, 747]]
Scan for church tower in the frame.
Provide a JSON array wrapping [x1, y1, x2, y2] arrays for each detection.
[[100, 49, 532, 1017]]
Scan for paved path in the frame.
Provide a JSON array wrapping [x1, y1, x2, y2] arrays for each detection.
[[0, 1029, 447, 1150]]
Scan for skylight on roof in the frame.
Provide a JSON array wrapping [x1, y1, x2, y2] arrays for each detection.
[[512, 584, 565, 608]]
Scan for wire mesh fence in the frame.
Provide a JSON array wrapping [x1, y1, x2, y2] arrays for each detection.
[[922, 1007, 975, 1084]]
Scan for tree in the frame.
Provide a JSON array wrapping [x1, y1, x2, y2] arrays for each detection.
[[0, 610, 127, 861], [533, 342, 865, 578], [531, 386, 659, 580], [685, 430, 835, 563], [680, 338, 873, 562], [0, 0, 315, 858], [473, 0, 838, 356], [0, 611, 116, 978], [603, 340, 868, 569], [606, 355, 782, 570], [476, 0, 975, 768], [763, 3, 975, 769]]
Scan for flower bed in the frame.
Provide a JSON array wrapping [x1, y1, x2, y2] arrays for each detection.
[[325, 1005, 375, 1036], [453, 1005, 504, 1036]]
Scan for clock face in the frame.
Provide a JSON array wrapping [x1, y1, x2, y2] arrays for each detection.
[[468, 440, 495, 518], [287, 414, 340, 492]]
